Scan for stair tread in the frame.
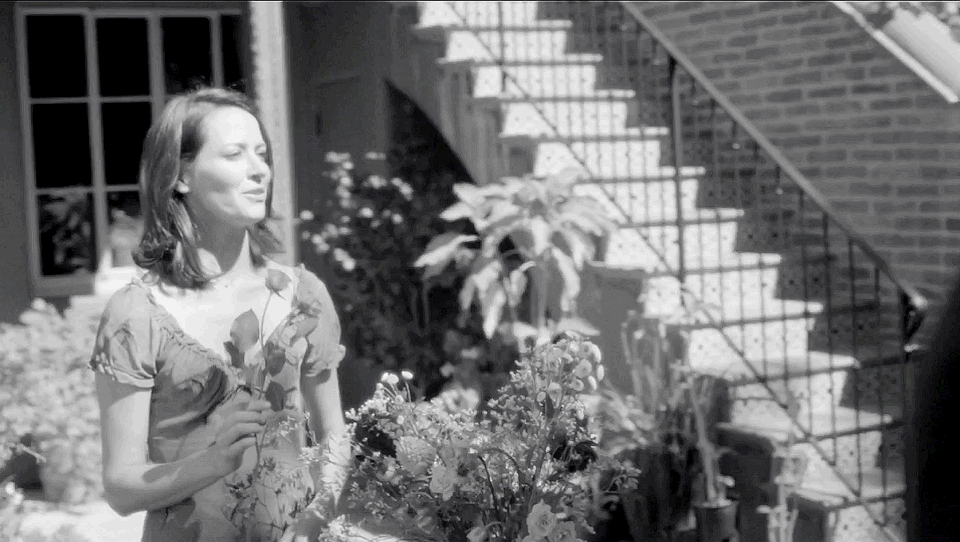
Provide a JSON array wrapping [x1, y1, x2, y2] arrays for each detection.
[[666, 299, 877, 329], [501, 127, 670, 143], [439, 54, 605, 66], [416, 20, 574, 31], [794, 466, 905, 509], [718, 406, 894, 442], [470, 89, 637, 103]]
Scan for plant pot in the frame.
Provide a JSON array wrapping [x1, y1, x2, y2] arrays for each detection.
[[693, 499, 739, 542]]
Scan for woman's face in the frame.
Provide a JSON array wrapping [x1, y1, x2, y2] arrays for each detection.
[[180, 106, 271, 230]]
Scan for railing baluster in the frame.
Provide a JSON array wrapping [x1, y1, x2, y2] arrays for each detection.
[[849, 240, 864, 494], [821, 215, 839, 470], [668, 58, 686, 291]]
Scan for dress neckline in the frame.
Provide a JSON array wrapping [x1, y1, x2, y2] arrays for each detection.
[[128, 272, 297, 366]]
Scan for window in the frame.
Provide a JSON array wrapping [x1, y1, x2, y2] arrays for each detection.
[[16, 5, 245, 297]]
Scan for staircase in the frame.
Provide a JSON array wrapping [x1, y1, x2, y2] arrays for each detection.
[[395, 2, 927, 542]]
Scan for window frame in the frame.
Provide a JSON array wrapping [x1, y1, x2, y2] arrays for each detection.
[[16, 4, 243, 298]]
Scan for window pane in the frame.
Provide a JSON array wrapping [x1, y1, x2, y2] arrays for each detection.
[[97, 18, 150, 97], [107, 191, 143, 268], [32, 104, 92, 188], [37, 193, 96, 276], [162, 17, 212, 95], [26, 15, 87, 99], [221, 15, 245, 93], [102, 102, 152, 185]]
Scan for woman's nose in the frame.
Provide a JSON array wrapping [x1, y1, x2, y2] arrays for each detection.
[[248, 154, 270, 181]]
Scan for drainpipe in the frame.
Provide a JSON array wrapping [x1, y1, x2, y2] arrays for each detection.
[[833, 1, 960, 105]]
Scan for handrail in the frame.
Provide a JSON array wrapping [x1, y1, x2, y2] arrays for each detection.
[[618, 1, 929, 332]]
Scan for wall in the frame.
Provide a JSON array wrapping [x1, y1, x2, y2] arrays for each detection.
[[0, 3, 33, 324], [633, 0, 960, 334]]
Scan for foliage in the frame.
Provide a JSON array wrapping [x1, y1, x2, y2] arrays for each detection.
[[296, 86, 484, 402], [210, 266, 337, 540], [414, 168, 618, 349], [0, 299, 104, 505], [312, 334, 639, 542], [757, 390, 808, 542]]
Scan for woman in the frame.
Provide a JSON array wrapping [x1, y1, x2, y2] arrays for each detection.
[[90, 87, 347, 542]]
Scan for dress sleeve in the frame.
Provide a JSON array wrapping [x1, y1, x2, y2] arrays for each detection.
[[88, 286, 159, 389], [295, 268, 345, 379]]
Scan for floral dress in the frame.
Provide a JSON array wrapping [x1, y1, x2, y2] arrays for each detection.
[[88, 264, 344, 542]]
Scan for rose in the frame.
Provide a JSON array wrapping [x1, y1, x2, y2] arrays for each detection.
[[266, 269, 292, 295], [429, 465, 457, 500], [526, 501, 558, 540], [547, 521, 579, 542]]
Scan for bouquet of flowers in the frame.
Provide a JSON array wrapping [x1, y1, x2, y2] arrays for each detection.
[[313, 333, 639, 542]]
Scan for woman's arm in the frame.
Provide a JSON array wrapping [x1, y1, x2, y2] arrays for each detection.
[[301, 365, 350, 502], [96, 373, 268, 516]]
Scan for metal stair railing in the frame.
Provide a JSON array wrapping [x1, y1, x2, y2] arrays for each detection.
[[426, 2, 929, 540]]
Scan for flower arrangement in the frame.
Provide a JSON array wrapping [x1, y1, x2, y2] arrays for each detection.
[[311, 333, 639, 542]]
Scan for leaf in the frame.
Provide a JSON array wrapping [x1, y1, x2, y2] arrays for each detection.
[[265, 381, 288, 412], [480, 285, 507, 339], [265, 269, 292, 296], [527, 217, 552, 257], [224, 340, 245, 369], [544, 167, 584, 193], [264, 341, 287, 376], [556, 229, 594, 269], [458, 256, 502, 316], [499, 321, 540, 344], [506, 264, 531, 308], [413, 233, 478, 281], [229, 309, 260, 353], [439, 201, 475, 222], [555, 316, 600, 337], [552, 248, 581, 312], [292, 317, 320, 341]]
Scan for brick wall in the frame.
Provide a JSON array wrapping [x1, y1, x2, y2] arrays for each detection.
[[633, 0, 960, 334]]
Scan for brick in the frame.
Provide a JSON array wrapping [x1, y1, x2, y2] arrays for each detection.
[[807, 86, 847, 99], [670, 2, 708, 12], [851, 83, 890, 95], [713, 51, 743, 63], [850, 49, 879, 63], [835, 200, 871, 213], [745, 45, 782, 60], [799, 22, 843, 36], [742, 74, 784, 91], [898, 217, 943, 230], [920, 166, 960, 181], [876, 234, 919, 247], [895, 80, 931, 93], [827, 165, 870, 178], [727, 34, 759, 47], [825, 35, 861, 48], [782, 70, 823, 85], [896, 148, 940, 161], [767, 57, 805, 70], [777, 135, 822, 147], [781, 9, 819, 24], [895, 251, 941, 266], [785, 103, 822, 116], [758, 2, 800, 12], [826, 133, 868, 145], [765, 122, 802, 134], [847, 116, 892, 130], [715, 80, 742, 93], [920, 201, 960, 213], [870, 97, 914, 111], [742, 14, 780, 30], [916, 132, 960, 144], [824, 66, 866, 81], [874, 165, 921, 182], [869, 131, 914, 144], [849, 181, 891, 196], [766, 88, 804, 103], [867, 64, 913, 78], [874, 201, 917, 214], [689, 9, 723, 23], [852, 149, 894, 161], [703, 67, 726, 79], [916, 94, 952, 108], [780, 38, 825, 55], [947, 219, 960, 232], [724, 4, 758, 17], [808, 149, 847, 162], [730, 64, 763, 77], [804, 118, 848, 130]]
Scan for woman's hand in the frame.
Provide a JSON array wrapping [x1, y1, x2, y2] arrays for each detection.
[[279, 508, 328, 542], [206, 399, 273, 475]]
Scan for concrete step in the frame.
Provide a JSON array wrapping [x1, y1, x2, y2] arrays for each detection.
[[574, 176, 747, 225], [470, 95, 642, 139], [428, 27, 581, 62], [418, 1, 544, 27], [792, 468, 906, 542]]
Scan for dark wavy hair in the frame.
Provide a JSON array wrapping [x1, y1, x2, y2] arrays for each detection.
[[132, 87, 283, 289]]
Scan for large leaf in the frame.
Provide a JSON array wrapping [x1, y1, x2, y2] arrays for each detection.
[[439, 201, 475, 222], [480, 285, 507, 339], [554, 316, 600, 337], [263, 340, 287, 376], [559, 198, 619, 236], [527, 216, 552, 257], [480, 208, 527, 257], [507, 261, 535, 308], [555, 229, 595, 268], [414, 233, 478, 281], [229, 309, 260, 353], [552, 248, 581, 312], [458, 256, 503, 315], [544, 167, 585, 194], [265, 381, 288, 411]]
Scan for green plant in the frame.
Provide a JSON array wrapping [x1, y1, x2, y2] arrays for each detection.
[[0, 299, 104, 504], [414, 168, 618, 349], [314, 335, 638, 542], [757, 391, 808, 542]]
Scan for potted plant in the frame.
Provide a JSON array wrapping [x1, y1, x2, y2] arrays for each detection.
[[757, 391, 808, 542], [685, 369, 739, 542]]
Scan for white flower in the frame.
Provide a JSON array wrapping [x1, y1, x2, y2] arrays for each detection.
[[596, 364, 605, 382], [342, 258, 357, 272], [526, 500, 558, 540], [359, 207, 374, 219], [579, 342, 602, 364], [547, 522, 579, 542], [396, 436, 436, 477], [299, 209, 315, 221], [380, 372, 400, 385], [467, 526, 488, 542], [429, 465, 457, 500], [573, 359, 592, 379], [401, 370, 414, 380], [392, 214, 403, 225]]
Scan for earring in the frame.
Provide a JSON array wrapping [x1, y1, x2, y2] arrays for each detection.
[[175, 181, 190, 195]]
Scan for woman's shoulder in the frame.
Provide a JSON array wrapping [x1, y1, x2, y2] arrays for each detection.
[[263, 259, 336, 317], [98, 275, 157, 325]]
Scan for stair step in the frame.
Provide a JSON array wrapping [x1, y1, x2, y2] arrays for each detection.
[[795, 466, 905, 510], [417, 1, 544, 27], [718, 407, 894, 444], [698, 350, 862, 384], [668, 300, 875, 330], [439, 54, 605, 67]]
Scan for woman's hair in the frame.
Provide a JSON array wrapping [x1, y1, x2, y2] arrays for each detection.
[[132, 87, 283, 289]]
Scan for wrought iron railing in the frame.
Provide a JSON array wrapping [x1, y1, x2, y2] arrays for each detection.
[[416, 1, 929, 540]]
